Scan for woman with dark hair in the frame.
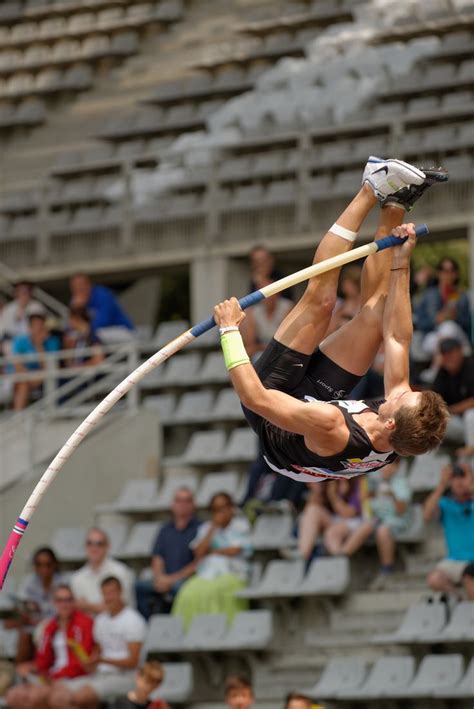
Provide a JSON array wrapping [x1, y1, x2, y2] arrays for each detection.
[[414, 257, 471, 350], [172, 492, 252, 629], [8, 547, 65, 662]]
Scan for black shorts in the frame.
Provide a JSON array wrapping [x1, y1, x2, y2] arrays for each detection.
[[243, 338, 362, 433]]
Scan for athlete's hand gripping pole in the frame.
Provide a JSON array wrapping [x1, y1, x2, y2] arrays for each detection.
[[0, 224, 428, 588]]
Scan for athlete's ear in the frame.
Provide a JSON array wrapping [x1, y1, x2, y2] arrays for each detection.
[[384, 417, 396, 431]]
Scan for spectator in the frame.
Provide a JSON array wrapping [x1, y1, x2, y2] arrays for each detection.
[[110, 661, 169, 709], [224, 674, 254, 709], [414, 257, 471, 354], [285, 693, 326, 709], [297, 485, 334, 561], [0, 281, 45, 344], [5, 584, 94, 709], [249, 245, 293, 301], [241, 276, 293, 358], [69, 273, 134, 336], [62, 307, 104, 368], [10, 310, 61, 410], [424, 462, 474, 600], [6, 547, 64, 663], [71, 527, 135, 614], [172, 492, 252, 629], [135, 487, 201, 619], [49, 576, 146, 708], [327, 265, 361, 334], [432, 337, 474, 445], [366, 461, 413, 589]]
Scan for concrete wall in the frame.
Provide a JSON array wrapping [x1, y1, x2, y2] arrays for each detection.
[[0, 410, 161, 579]]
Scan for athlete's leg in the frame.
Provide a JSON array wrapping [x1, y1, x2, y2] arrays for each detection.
[[273, 184, 378, 355], [319, 203, 405, 375]]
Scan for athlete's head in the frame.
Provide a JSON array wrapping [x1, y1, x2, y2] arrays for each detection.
[[380, 390, 449, 456]]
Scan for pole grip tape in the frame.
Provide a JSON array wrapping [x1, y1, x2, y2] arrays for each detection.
[[189, 290, 265, 338], [374, 223, 429, 252]]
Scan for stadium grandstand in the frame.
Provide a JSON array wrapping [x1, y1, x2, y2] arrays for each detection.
[[0, 0, 473, 706]]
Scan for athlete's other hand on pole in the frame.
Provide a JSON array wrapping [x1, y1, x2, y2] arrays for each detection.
[[214, 297, 246, 328], [391, 222, 417, 266]]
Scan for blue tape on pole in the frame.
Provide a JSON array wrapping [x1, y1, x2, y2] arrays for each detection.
[[374, 224, 429, 252], [189, 290, 265, 338]]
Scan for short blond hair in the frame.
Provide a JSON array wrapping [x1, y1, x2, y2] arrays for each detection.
[[389, 390, 449, 456]]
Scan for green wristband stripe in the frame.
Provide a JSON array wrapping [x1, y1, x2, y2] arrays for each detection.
[[220, 331, 250, 370]]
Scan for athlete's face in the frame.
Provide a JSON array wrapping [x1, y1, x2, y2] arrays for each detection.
[[379, 391, 421, 422]]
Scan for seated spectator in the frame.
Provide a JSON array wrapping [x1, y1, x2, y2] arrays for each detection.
[[172, 492, 252, 629], [71, 527, 135, 614], [5, 547, 64, 663], [10, 310, 61, 410], [424, 462, 474, 600], [366, 461, 413, 589], [6, 584, 94, 709], [414, 257, 471, 356], [241, 276, 293, 358], [249, 245, 293, 301], [432, 337, 474, 445], [69, 273, 134, 339], [49, 576, 146, 708], [327, 265, 361, 334], [135, 487, 201, 619], [285, 693, 326, 709], [62, 307, 104, 368], [297, 484, 334, 561], [110, 660, 169, 709], [224, 674, 254, 709], [0, 281, 45, 345]]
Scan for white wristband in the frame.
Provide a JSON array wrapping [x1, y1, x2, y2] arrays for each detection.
[[219, 325, 240, 336], [330, 222, 358, 242]]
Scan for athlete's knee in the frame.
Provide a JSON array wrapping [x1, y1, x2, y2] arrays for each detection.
[[302, 283, 338, 317]]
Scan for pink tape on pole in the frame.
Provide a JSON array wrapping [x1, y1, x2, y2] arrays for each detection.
[[0, 526, 25, 588]]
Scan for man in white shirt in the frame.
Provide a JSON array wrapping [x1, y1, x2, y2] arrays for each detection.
[[0, 281, 45, 343], [49, 576, 147, 708], [71, 527, 135, 614]]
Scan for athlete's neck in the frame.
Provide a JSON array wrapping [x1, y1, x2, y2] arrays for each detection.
[[354, 411, 392, 452]]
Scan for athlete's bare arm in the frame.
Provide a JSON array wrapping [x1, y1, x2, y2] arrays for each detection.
[[383, 224, 417, 397]]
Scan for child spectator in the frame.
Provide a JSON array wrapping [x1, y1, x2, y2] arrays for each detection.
[[432, 337, 474, 445], [424, 462, 474, 599], [224, 674, 254, 709], [111, 661, 169, 709], [135, 487, 201, 619], [11, 310, 61, 410], [5, 584, 94, 708], [285, 693, 326, 709], [71, 527, 135, 614], [62, 306, 104, 368], [49, 576, 146, 707], [172, 493, 252, 629]]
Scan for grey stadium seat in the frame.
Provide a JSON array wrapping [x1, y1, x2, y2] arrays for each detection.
[[153, 320, 189, 348], [265, 180, 297, 206], [158, 662, 193, 703], [145, 614, 186, 653], [155, 0, 185, 22], [208, 388, 244, 421], [339, 656, 416, 699], [119, 522, 162, 559], [221, 610, 273, 649], [113, 479, 160, 512], [373, 601, 447, 644], [0, 577, 17, 613], [50, 526, 87, 562], [436, 601, 474, 642], [302, 657, 369, 699], [102, 523, 129, 557], [171, 390, 214, 424], [395, 504, 425, 543], [237, 559, 305, 599], [182, 430, 226, 465], [196, 471, 240, 507], [391, 654, 465, 697], [160, 352, 202, 387], [222, 428, 258, 463], [184, 613, 228, 650], [143, 393, 177, 422], [299, 557, 350, 595], [333, 169, 362, 195], [249, 513, 295, 550], [0, 626, 19, 658], [409, 452, 450, 492], [154, 472, 199, 510], [199, 351, 229, 384], [111, 31, 139, 55], [435, 657, 474, 698]]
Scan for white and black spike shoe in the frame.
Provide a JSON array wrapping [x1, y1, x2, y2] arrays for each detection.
[[363, 156, 425, 202], [382, 166, 449, 211]]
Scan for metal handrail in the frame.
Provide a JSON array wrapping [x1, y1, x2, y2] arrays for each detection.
[[0, 260, 69, 319]]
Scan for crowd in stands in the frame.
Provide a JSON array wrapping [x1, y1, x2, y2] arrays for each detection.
[[0, 274, 134, 410]]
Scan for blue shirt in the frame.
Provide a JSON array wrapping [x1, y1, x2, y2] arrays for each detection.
[[87, 285, 134, 331], [152, 518, 201, 574], [12, 334, 61, 370], [439, 496, 474, 561]]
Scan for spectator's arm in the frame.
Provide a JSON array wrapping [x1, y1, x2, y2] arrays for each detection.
[[390, 495, 408, 515], [327, 481, 357, 518], [151, 555, 196, 589], [423, 466, 452, 522], [75, 598, 105, 615], [447, 397, 474, 415], [211, 547, 242, 557], [193, 524, 217, 560], [99, 641, 141, 670]]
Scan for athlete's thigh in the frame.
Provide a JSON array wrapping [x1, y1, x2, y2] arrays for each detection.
[[319, 309, 383, 376], [273, 291, 333, 355]]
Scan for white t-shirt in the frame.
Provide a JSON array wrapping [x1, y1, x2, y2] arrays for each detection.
[[50, 630, 68, 674], [94, 606, 146, 674], [70, 558, 135, 607]]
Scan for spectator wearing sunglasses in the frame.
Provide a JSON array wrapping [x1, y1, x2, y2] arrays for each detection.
[[424, 462, 474, 600], [71, 528, 135, 614]]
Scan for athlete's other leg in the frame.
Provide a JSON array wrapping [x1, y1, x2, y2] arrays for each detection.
[[273, 184, 378, 355], [319, 203, 405, 375]]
